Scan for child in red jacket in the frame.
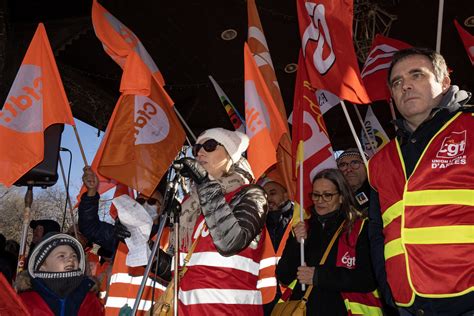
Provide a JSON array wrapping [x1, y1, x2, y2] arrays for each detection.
[[19, 232, 104, 316]]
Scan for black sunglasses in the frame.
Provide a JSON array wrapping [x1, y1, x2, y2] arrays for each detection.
[[136, 197, 158, 206], [192, 139, 222, 156]]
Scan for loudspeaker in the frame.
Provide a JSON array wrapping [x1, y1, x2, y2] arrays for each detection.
[[14, 124, 64, 188]]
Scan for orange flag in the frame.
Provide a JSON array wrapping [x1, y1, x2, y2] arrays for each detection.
[[247, 0, 295, 198], [92, 0, 165, 86], [0, 23, 75, 187], [244, 43, 287, 180], [97, 74, 185, 197], [297, 0, 370, 104]]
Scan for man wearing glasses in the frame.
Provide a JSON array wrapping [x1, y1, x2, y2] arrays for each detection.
[[336, 148, 370, 211]]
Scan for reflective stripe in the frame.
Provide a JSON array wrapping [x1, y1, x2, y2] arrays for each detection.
[[276, 256, 281, 265], [405, 190, 474, 206], [105, 296, 153, 311], [382, 201, 403, 228], [384, 238, 404, 260], [404, 226, 474, 244], [256, 277, 277, 289], [109, 273, 167, 291], [179, 288, 262, 305], [344, 299, 383, 315], [172, 252, 260, 275], [259, 256, 279, 269]]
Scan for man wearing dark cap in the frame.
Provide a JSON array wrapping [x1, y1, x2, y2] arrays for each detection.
[[260, 171, 293, 316], [29, 219, 61, 254], [336, 148, 370, 211], [261, 176, 293, 252]]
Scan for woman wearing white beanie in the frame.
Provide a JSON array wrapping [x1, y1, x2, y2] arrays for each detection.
[[154, 127, 268, 315]]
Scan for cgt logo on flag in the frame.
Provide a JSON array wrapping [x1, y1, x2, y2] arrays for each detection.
[[134, 95, 170, 145], [301, 2, 336, 75], [0, 65, 43, 132], [244, 81, 271, 138], [102, 11, 159, 75]]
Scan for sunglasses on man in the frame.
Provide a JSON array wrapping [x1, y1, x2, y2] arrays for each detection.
[[192, 139, 223, 157]]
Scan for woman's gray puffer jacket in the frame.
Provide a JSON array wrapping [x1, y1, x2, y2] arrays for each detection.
[[157, 180, 268, 281]]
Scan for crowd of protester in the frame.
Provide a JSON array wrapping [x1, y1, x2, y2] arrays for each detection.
[[1, 47, 473, 315]]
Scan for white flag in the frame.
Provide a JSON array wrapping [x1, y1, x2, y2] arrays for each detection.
[[361, 106, 390, 157]]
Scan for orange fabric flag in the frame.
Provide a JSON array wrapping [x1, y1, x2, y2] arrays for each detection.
[[247, 0, 295, 198], [97, 75, 185, 197], [244, 43, 287, 180], [292, 51, 337, 223], [92, 0, 165, 86], [0, 23, 75, 187], [297, 0, 370, 104]]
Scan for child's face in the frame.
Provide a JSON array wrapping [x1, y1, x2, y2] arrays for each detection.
[[39, 245, 79, 272]]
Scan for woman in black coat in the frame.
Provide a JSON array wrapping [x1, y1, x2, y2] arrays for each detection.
[[276, 168, 380, 315]]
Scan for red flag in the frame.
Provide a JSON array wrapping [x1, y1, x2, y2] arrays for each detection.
[[0, 23, 75, 187], [97, 73, 185, 197], [244, 43, 287, 180], [361, 34, 412, 101], [0, 273, 31, 315], [92, 0, 165, 86], [292, 51, 337, 219], [454, 19, 474, 65], [247, 0, 295, 197], [297, 0, 370, 104]]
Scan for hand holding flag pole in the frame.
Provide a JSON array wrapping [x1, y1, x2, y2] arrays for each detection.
[[299, 158, 306, 291], [16, 184, 33, 280]]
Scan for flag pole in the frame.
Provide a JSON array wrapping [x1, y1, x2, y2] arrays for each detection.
[[388, 99, 398, 131], [298, 142, 306, 291], [352, 104, 376, 156], [72, 124, 89, 166], [436, 0, 445, 52], [174, 107, 197, 142], [58, 155, 79, 240], [340, 101, 368, 167], [16, 184, 33, 282]]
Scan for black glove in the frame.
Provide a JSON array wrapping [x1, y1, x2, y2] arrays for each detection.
[[114, 220, 131, 240], [175, 157, 208, 184]]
